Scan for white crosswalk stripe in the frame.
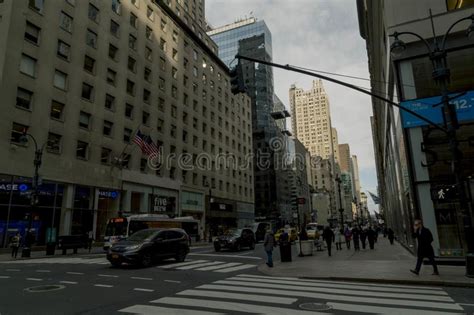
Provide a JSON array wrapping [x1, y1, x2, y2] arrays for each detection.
[[158, 259, 256, 273], [118, 274, 466, 315], [0, 257, 108, 265]]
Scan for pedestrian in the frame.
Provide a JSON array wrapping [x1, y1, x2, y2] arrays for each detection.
[[87, 230, 94, 253], [263, 229, 276, 267], [24, 229, 35, 249], [367, 226, 376, 250], [344, 227, 352, 249], [334, 228, 343, 250], [322, 226, 335, 256], [374, 226, 380, 243], [410, 219, 439, 276], [10, 232, 21, 258], [352, 227, 360, 251], [387, 228, 395, 245], [360, 227, 367, 249]]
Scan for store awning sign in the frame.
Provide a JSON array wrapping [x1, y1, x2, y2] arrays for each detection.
[[400, 90, 474, 128], [0, 184, 29, 191], [99, 190, 118, 199]]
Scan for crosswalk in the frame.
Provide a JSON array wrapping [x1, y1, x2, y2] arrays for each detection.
[[158, 259, 256, 273], [118, 274, 466, 314]]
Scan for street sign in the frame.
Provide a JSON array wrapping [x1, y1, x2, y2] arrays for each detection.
[[400, 90, 474, 128]]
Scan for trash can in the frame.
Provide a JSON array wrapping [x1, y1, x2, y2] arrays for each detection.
[[280, 241, 292, 262], [466, 253, 474, 278], [46, 242, 56, 256], [298, 240, 314, 256], [21, 247, 31, 258]]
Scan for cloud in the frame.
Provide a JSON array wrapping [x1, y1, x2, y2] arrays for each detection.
[[206, 0, 378, 211]]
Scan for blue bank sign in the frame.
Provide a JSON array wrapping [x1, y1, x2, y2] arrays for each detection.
[[400, 90, 474, 128]]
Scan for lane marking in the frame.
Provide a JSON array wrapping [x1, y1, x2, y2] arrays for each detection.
[[194, 262, 241, 271], [66, 272, 84, 275], [177, 289, 297, 304], [0, 276, 11, 279], [214, 264, 255, 273], [458, 303, 474, 306], [6, 269, 20, 272], [133, 288, 154, 292], [94, 284, 113, 288], [176, 261, 226, 270], [131, 277, 153, 281], [158, 260, 207, 269], [198, 284, 463, 311], [164, 280, 181, 283], [188, 253, 261, 260], [98, 274, 119, 278], [152, 297, 323, 314], [328, 302, 459, 315], [119, 305, 224, 315], [36, 270, 51, 273], [230, 276, 449, 296], [26, 278, 43, 281], [60, 281, 78, 284]]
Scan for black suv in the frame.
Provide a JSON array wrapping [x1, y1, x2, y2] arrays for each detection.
[[107, 228, 189, 267], [214, 228, 255, 251]]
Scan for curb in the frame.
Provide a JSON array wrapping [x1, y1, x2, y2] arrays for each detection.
[[0, 250, 104, 262]]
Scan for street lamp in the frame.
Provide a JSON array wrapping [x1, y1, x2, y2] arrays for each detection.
[[19, 132, 47, 257], [204, 180, 214, 243], [390, 12, 474, 275], [335, 176, 344, 228]]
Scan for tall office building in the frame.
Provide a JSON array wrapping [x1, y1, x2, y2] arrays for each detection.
[[209, 18, 292, 224], [0, 0, 254, 246], [338, 144, 351, 173]]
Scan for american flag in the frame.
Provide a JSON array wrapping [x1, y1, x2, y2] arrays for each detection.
[[133, 130, 159, 156]]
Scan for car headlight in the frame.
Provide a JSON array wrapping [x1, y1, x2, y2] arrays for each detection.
[[229, 238, 235, 243], [124, 244, 142, 251]]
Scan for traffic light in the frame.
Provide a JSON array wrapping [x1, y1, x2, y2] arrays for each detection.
[[230, 63, 245, 95]]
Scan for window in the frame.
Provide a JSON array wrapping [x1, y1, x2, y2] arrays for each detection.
[[193, 66, 198, 77], [169, 167, 176, 180], [131, 0, 139, 7], [28, 0, 44, 14], [50, 100, 65, 120], [123, 128, 132, 142], [160, 18, 167, 32], [128, 56, 136, 72], [172, 49, 178, 61], [171, 86, 178, 99], [142, 111, 150, 125], [171, 105, 177, 118], [159, 77, 165, 91], [129, 34, 137, 50], [86, 29, 97, 48], [158, 97, 165, 111], [47, 133, 61, 153], [193, 49, 198, 61], [172, 67, 178, 80], [126, 79, 135, 95], [76, 141, 89, 160], [83, 55, 95, 73], [130, 13, 138, 28], [147, 6, 154, 20], [109, 44, 118, 60], [106, 68, 117, 85], [81, 82, 94, 101], [125, 103, 133, 118], [143, 89, 151, 104], [16, 87, 33, 110], [103, 120, 113, 136], [146, 26, 153, 40], [25, 22, 40, 44], [111, 0, 121, 14], [172, 30, 178, 43], [53, 70, 67, 90], [140, 158, 147, 172], [183, 58, 188, 69], [60, 12, 73, 33], [79, 111, 91, 129], [11, 122, 28, 144], [160, 38, 166, 51], [57, 40, 70, 60], [20, 54, 36, 77], [145, 47, 152, 61], [144, 67, 151, 82], [160, 57, 166, 70], [170, 124, 176, 138], [110, 20, 120, 37], [157, 118, 164, 132], [105, 94, 115, 111], [88, 3, 99, 22], [101, 148, 112, 164]]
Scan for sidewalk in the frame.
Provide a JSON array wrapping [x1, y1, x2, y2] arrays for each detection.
[[258, 237, 474, 287]]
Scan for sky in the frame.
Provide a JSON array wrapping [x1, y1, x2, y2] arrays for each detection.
[[205, 0, 379, 213]]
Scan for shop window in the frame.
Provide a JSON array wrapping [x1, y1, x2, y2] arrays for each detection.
[[47, 133, 61, 153], [76, 141, 89, 160], [10, 122, 28, 144], [25, 21, 40, 44], [16, 87, 33, 110]]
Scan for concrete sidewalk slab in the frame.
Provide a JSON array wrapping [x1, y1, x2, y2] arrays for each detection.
[[258, 237, 474, 288], [0, 246, 104, 262]]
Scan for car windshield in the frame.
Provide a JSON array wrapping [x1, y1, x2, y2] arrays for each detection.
[[224, 229, 241, 237], [127, 229, 159, 241]]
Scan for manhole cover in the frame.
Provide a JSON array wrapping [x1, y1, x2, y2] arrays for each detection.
[[25, 285, 65, 293], [299, 303, 333, 311]]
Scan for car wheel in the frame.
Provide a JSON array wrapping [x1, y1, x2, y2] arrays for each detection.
[[214, 244, 221, 252], [249, 241, 255, 250], [141, 252, 153, 267], [175, 249, 187, 262], [110, 261, 121, 268]]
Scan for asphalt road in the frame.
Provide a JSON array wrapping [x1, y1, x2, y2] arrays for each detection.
[[1, 243, 473, 315]]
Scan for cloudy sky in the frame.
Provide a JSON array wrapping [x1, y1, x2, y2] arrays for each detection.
[[206, 0, 379, 213]]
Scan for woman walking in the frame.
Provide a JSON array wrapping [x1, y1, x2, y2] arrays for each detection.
[[10, 232, 21, 259], [334, 228, 343, 250]]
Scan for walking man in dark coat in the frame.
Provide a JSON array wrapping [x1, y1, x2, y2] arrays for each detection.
[[322, 226, 335, 257], [352, 227, 360, 251], [360, 228, 367, 249], [367, 226, 376, 250], [410, 219, 439, 275], [387, 228, 395, 245]]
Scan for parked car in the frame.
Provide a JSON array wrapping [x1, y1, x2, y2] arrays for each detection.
[[274, 228, 298, 243], [214, 228, 255, 251], [106, 228, 189, 267]]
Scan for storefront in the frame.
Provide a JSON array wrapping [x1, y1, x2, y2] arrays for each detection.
[[207, 198, 238, 236], [122, 182, 179, 218], [180, 190, 205, 239]]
